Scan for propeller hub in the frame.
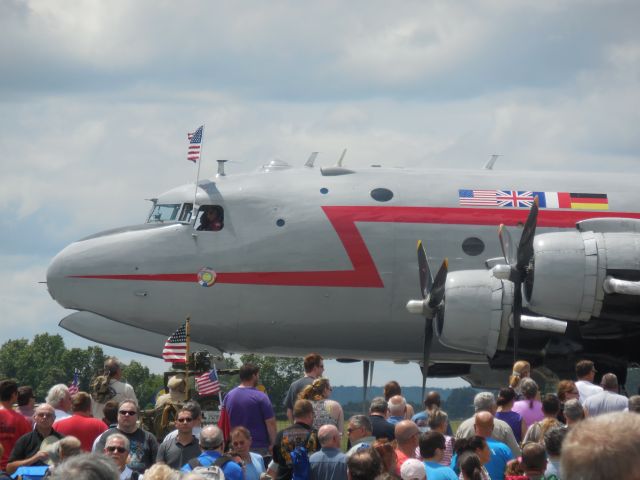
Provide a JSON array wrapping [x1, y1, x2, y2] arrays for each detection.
[[406, 299, 426, 315], [492, 264, 511, 280]]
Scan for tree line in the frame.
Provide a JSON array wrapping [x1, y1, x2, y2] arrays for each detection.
[[0, 335, 478, 419], [0, 335, 303, 412]]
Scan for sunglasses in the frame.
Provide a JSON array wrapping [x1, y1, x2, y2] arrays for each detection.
[[119, 410, 137, 416], [106, 446, 128, 453], [177, 417, 193, 423]]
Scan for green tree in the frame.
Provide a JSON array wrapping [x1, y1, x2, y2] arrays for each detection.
[[122, 361, 164, 409], [0, 335, 162, 406], [61, 346, 106, 392], [239, 354, 304, 416]]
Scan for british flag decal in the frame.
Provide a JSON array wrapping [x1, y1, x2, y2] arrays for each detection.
[[496, 190, 537, 208]]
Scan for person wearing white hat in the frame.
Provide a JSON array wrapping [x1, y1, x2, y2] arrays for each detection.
[[400, 458, 426, 480]]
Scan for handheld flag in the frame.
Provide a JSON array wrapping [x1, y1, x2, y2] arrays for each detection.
[[218, 403, 231, 441], [68, 369, 79, 396], [162, 324, 188, 363], [195, 367, 220, 396], [187, 126, 204, 162]]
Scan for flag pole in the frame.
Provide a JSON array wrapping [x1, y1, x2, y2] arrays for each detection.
[[214, 363, 223, 407], [185, 316, 191, 399], [192, 125, 205, 211]]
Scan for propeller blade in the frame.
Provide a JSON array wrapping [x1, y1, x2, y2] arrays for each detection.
[[516, 197, 540, 274], [498, 224, 516, 266], [428, 259, 448, 308], [421, 317, 434, 400], [513, 281, 523, 362], [417, 240, 432, 299]]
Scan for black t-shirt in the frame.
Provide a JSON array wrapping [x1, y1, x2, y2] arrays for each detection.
[[369, 414, 395, 441], [9, 430, 64, 464], [272, 422, 319, 480]]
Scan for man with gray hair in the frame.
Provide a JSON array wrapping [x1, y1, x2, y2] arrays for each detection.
[[583, 372, 628, 417], [387, 395, 407, 425], [309, 424, 347, 480], [46, 384, 72, 421], [346, 415, 375, 457], [454, 391, 520, 456], [563, 398, 585, 427], [368, 397, 395, 440], [103, 433, 133, 479], [180, 425, 242, 480], [561, 411, 640, 479], [50, 453, 120, 480], [628, 395, 640, 413]]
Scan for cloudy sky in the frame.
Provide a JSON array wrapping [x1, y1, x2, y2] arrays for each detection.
[[1, 0, 639, 388]]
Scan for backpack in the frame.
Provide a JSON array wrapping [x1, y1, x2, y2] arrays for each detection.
[[289, 445, 310, 480], [90, 375, 116, 403], [13, 465, 49, 480], [188, 455, 233, 480]]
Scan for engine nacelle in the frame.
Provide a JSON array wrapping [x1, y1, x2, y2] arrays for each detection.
[[526, 230, 640, 321], [435, 270, 512, 357]]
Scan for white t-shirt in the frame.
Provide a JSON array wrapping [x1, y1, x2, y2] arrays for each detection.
[[92, 379, 138, 418], [575, 380, 603, 404]]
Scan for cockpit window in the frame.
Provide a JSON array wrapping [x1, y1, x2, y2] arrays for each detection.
[[195, 205, 224, 231], [179, 203, 193, 222], [148, 204, 181, 223]]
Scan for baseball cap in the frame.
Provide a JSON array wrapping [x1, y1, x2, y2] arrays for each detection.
[[400, 458, 426, 480]]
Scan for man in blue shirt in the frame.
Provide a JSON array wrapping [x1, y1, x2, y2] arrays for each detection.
[[474, 412, 513, 480], [181, 425, 242, 480], [420, 431, 458, 480], [309, 424, 347, 480]]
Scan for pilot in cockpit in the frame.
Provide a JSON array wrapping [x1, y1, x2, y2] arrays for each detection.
[[196, 206, 224, 231]]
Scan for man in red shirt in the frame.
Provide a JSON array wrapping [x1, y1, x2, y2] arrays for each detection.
[[394, 420, 420, 473], [54, 392, 108, 451], [0, 380, 31, 470]]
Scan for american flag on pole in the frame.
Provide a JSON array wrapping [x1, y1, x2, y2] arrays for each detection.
[[162, 324, 188, 363], [195, 367, 221, 396], [187, 126, 204, 163], [68, 370, 79, 396]]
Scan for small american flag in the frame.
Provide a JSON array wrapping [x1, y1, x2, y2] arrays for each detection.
[[459, 189, 498, 206], [162, 324, 188, 363], [195, 367, 220, 396], [187, 126, 204, 163], [68, 370, 79, 396]]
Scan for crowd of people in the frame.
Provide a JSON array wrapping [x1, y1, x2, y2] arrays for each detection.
[[1, 354, 640, 480]]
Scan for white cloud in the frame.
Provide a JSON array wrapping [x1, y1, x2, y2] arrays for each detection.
[[1, 0, 639, 384]]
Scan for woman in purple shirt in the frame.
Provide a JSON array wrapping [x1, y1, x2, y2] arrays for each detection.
[[495, 387, 526, 444], [512, 378, 544, 430]]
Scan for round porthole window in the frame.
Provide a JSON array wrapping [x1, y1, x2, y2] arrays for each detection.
[[276, 219, 285, 227], [370, 188, 394, 202], [320, 188, 329, 194], [462, 237, 485, 256]]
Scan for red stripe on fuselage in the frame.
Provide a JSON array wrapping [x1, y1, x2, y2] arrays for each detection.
[[71, 206, 640, 287]]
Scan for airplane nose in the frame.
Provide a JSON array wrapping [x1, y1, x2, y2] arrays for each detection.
[[46, 229, 136, 310], [46, 241, 86, 309]]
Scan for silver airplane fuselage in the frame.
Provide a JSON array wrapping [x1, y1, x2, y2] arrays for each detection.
[[46, 165, 640, 366]]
